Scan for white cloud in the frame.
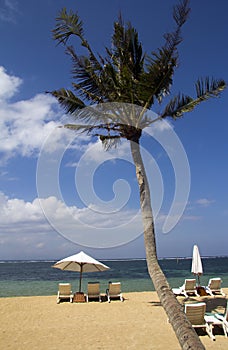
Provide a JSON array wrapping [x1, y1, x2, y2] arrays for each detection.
[[0, 66, 79, 161], [0, 191, 143, 249], [0, 66, 22, 99], [0, 192, 44, 223], [196, 198, 215, 207]]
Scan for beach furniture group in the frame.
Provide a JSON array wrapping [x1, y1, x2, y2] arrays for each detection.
[[172, 277, 225, 298], [172, 277, 228, 340], [56, 281, 124, 304]]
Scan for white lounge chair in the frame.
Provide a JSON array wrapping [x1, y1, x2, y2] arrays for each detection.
[[57, 283, 74, 304], [172, 279, 199, 298], [106, 282, 123, 303], [214, 301, 228, 337], [86, 282, 101, 302], [205, 278, 225, 297], [184, 302, 215, 341]]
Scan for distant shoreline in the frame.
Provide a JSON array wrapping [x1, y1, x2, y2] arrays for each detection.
[[0, 255, 228, 263]]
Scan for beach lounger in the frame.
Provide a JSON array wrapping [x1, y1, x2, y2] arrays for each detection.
[[172, 279, 199, 298], [86, 282, 101, 302], [57, 283, 74, 304], [213, 301, 228, 337], [205, 278, 226, 297], [106, 282, 123, 303], [184, 302, 215, 341]]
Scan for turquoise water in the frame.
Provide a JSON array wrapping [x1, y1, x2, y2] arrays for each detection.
[[0, 257, 227, 297]]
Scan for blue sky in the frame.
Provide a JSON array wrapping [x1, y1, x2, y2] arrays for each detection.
[[0, 0, 227, 260]]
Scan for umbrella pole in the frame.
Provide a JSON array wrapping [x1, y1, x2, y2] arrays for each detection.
[[79, 265, 82, 292]]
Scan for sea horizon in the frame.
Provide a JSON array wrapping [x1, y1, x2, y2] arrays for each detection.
[[0, 254, 228, 263]]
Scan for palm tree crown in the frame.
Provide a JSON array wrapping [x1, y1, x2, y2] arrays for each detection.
[[51, 0, 225, 147]]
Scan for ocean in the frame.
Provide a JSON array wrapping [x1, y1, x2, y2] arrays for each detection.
[[0, 257, 227, 297]]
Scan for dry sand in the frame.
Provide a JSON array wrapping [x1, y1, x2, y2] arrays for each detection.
[[0, 289, 228, 349]]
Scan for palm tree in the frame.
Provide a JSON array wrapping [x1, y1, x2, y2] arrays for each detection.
[[50, 1, 226, 349]]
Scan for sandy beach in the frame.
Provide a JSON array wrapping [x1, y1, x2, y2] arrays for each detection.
[[1, 289, 228, 350]]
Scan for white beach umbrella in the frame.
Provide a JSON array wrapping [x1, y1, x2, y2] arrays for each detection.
[[52, 251, 110, 292], [191, 245, 203, 286]]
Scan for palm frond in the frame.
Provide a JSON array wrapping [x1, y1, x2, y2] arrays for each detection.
[[66, 46, 104, 102], [110, 16, 145, 82], [145, 50, 177, 101], [173, 0, 190, 27], [50, 88, 85, 114], [196, 78, 226, 99], [145, 0, 190, 105], [52, 8, 84, 45], [53, 8, 103, 78], [160, 93, 194, 118], [63, 123, 91, 131], [62, 123, 122, 150], [164, 0, 190, 53], [72, 82, 103, 103], [161, 78, 226, 119]]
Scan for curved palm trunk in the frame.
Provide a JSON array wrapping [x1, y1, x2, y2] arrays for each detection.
[[130, 138, 205, 350]]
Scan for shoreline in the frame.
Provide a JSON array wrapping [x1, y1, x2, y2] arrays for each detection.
[[1, 290, 228, 349]]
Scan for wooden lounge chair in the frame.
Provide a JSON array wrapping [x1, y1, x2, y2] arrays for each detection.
[[86, 282, 101, 302], [172, 279, 199, 298], [106, 282, 123, 303], [184, 302, 215, 341], [57, 283, 74, 304], [205, 278, 226, 297]]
